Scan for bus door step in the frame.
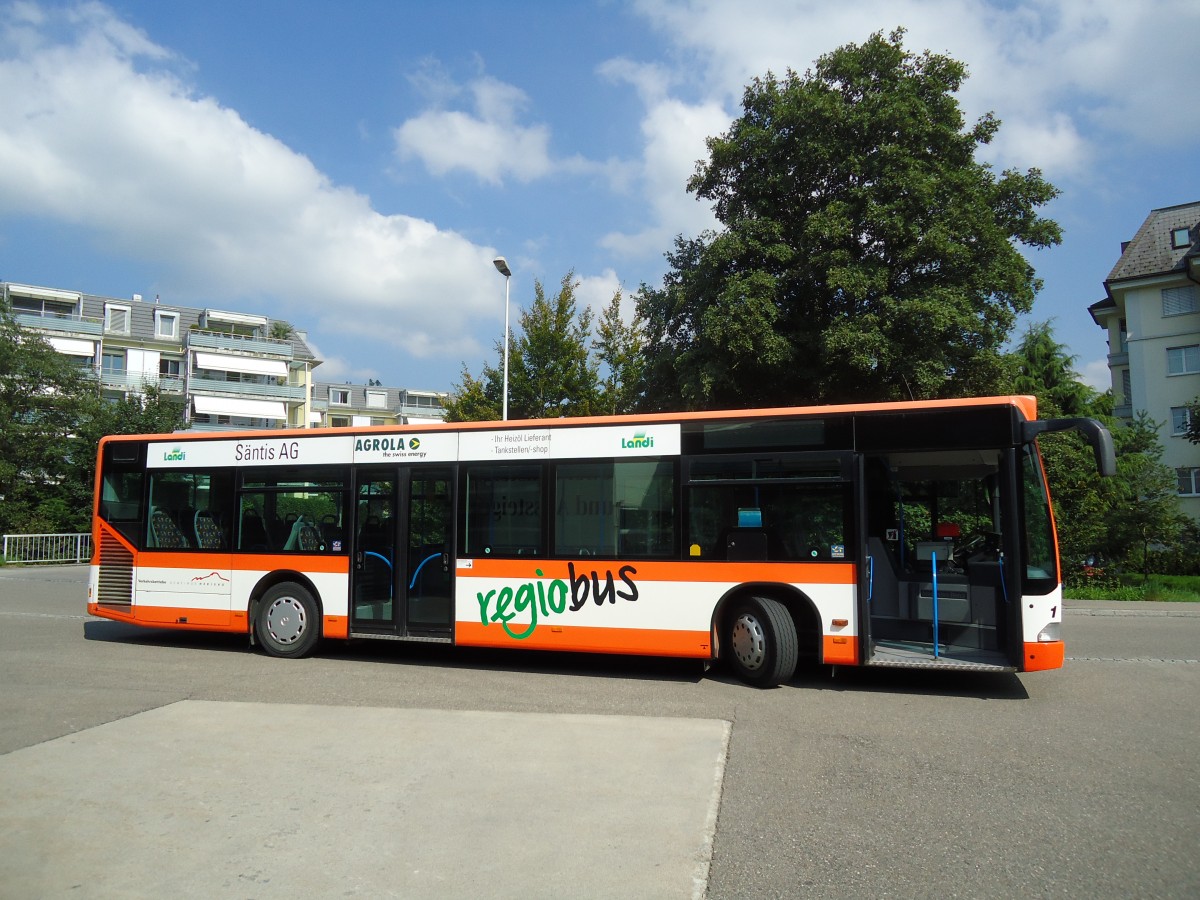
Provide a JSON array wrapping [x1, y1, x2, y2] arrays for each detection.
[[350, 631, 452, 644], [867, 643, 1015, 672]]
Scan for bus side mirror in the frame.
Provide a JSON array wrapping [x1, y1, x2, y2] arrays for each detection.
[[1021, 417, 1117, 478]]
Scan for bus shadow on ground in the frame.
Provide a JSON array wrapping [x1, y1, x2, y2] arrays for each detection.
[[83, 621, 1029, 698], [83, 620, 248, 653], [788, 663, 1031, 700], [327, 638, 710, 685]]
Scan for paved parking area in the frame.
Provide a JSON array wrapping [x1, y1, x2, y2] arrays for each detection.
[[2, 565, 1198, 899]]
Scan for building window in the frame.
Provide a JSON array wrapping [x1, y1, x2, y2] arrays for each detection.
[[101, 350, 126, 375], [1120, 369, 1132, 405], [367, 390, 387, 409], [1178, 468, 1200, 497], [1171, 407, 1193, 436], [1171, 227, 1192, 250], [104, 304, 131, 335], [1162, 285, 1200, 317], [330, 416, 350, 428], [1167, 345, 1200, 376], [330, 388, 350, 405], [160, 358, 181, 378], [155, 310, 179, 339]]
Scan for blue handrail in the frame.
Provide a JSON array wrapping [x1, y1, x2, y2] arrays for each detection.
[[408, 552, 442, 590], [931, 550, 940, 659], [364, 551, 392, 569]]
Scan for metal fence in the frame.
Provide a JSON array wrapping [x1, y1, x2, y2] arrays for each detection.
[[2, 533, 92, 565]]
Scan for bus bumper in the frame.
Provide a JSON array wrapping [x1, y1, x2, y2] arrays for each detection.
[[1023, 640, 1065, 671]]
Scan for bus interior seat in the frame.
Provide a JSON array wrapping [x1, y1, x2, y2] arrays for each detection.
[[240, 509, 270, 551], [194, 510, 225, 550], [320, 514, 343, 546], [150, 508, 189, 549], [283, 517, 323, 552]]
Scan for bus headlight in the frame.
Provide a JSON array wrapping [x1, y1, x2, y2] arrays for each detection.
[[1037, 622, 1062, 642]]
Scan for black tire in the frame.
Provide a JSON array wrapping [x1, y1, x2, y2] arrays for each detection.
[[724, 596, 798, 687], [256, 582, 320, 659]]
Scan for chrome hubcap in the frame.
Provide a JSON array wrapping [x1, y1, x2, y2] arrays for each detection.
[[266, 596, 306, 644], [731, 613, 766, 671]]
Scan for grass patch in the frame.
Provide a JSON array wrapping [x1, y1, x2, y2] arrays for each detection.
[[1065, 574, 1200, 602]]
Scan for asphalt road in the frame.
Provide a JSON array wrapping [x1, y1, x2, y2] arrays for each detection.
[[1, 565, 1198, 898]]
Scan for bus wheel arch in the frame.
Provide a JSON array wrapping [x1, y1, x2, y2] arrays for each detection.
[[249, 572, 323, 659], [712, 585, 819, 687]]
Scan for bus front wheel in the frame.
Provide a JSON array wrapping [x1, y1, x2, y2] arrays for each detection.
[[256, 582, 320, 659], [725, 596, 798, 687]]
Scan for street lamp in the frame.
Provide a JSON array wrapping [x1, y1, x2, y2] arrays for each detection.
[[492, 256, 512, 420]]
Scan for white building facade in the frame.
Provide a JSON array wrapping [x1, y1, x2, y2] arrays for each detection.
[[1090, 203, 1200, 522]]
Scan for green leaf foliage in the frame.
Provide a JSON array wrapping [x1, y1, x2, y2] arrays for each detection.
[[445, 272, 644, 421], [0, 302, 186, 534], [638, 28, 1061, 409]]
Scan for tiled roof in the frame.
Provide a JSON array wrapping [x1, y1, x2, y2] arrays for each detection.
[[1106, 201, 1200, 284]]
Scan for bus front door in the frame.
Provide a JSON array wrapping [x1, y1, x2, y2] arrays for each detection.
[[351, 467, 455, 638]]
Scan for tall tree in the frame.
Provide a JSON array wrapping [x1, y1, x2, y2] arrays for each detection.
[[638, 28, 1061, 410], [0, 306, 95, 533], [0, 303, 188, 534], [592, 288, 646, 415], [1010, 321, 1097, 417], [443, 271, 602, 421], [508, 272, 598, 418]]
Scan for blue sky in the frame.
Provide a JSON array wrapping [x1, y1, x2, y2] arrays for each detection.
[[1, 0, 1197, 394]]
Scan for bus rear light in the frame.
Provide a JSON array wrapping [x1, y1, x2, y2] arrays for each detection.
[[1037, 622, 1061, 642], [832, 618, 847, 627]]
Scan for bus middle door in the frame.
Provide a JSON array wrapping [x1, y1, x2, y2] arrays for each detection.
[[351, 467, 454, 637]]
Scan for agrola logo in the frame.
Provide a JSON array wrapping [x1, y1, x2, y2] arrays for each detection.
[[354, 435, 422, 452]]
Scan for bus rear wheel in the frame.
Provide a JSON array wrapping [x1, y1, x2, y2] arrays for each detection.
[[725, 596, 798, 687], [256, 582, 320, 659]]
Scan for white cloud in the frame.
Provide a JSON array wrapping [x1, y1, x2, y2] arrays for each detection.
[[394, 74, 555, 185], [0, 2, 502, 366], [628, 0, 1200, 183]]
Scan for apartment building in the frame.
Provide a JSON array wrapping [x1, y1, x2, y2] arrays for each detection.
[[311, 381, 448, 427], [1089, 202, 1200, 521], [4, 280, 450, 433], [4, 281, 318, 431]]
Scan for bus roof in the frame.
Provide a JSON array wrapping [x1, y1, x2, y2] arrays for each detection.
[[98, 395, 1041, 445]]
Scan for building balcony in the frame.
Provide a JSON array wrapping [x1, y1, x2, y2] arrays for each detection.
[[186, 329, 294, 359], [1107, 351, 1129, 367], [98, 371, 186, 393], [188, 376, 308, 401], [186, 420, 282, 433], [1113, 404, 1133, 419], [16, 311, 103, 336]]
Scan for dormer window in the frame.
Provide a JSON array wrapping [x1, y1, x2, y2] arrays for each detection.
[[1171, 227, 1192, 250]]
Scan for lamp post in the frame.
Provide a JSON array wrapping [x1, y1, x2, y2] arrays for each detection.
[[492, 256, 512, 420]]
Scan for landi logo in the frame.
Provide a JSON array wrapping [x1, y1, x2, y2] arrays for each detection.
[[620, 431, 653, 451], [163, 447, 186, 462]]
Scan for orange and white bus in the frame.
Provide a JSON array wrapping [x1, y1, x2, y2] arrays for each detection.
[[87, 396, 1113, 686]]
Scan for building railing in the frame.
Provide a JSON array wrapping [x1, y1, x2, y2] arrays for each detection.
[[2, 533, 92, 565], [15, 311, 104, 335], [187, 329, 295, 358], [97, 371, 186, 393], [187, 421, 283, 432], [189, 377, 307, 400]]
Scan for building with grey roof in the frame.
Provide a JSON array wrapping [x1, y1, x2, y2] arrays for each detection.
[[1089, 202, 1200, 521], [4, 281, 448, 433]]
